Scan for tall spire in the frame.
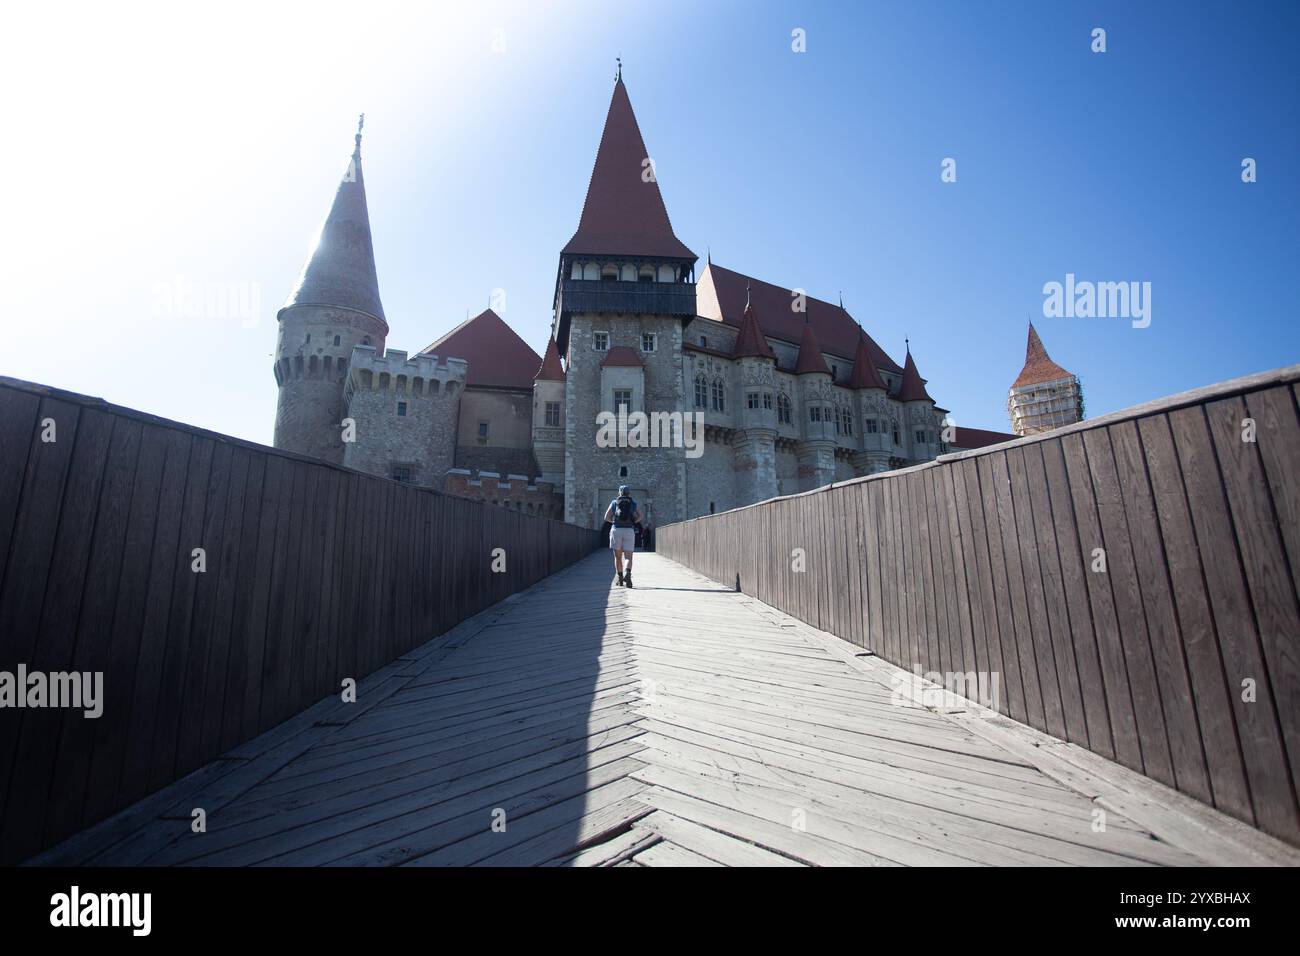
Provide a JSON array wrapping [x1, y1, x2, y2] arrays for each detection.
[[561, 76, 695, 260], [282, 119, 387, 325], [1013, 321, 1075, 388], [733, 285, 775, 359], [897, 347, 934, 402], [847, 318, 888, 390], [535, 336, 567, 381], [795, 320, 831, 375]]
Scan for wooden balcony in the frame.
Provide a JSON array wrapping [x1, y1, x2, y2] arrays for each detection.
[[557, 279, 697, 318]]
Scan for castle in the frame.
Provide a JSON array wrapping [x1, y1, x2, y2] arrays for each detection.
[[272, 72, 1080, 530]]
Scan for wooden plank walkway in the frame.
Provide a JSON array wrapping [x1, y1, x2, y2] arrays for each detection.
[[36, 553, 1300, 867]]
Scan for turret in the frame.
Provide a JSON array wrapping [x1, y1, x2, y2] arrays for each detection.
[[897, 346, 940, 463], [1007, 322, 1084, 436], [272, 116, 389, 464], [732, 287, 779, 502], [794, 317, 836, 489], [847, 321, 893, 474], [532, 337, 567, 484]]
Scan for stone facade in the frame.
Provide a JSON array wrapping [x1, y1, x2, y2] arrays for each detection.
[[270, 81, 1011, 527], [340, 347, 465, 486]]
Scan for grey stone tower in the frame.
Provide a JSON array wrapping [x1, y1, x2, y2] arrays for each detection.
[[732, 289, 779, 503], [273, 116, 389, 464], [794, 318, 837, 489]]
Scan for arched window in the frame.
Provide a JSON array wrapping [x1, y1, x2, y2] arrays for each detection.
[[308, 355, 320, 378], [600, 264, 618, 282], [571, 261, 583, 280], [333, 335, 341, 347], [694, 373, 707, 409], [582, 262, 599, 280], [620, 264, 636, 282], [777, 393, 792, 425], [429, 379, 441, 395], [361, 336, 371, 346], [657, 264, 675, 282], [711, 378, 725, 412], [639, 266, 655, 283]]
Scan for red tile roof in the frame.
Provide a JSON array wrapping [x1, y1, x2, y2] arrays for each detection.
[[732, 299, 776, 359], [951, 426, 1017, 449], [561, 79, 695, 261], [897, 350, 934, 403], [794, 320, 832, 375], [1013, 322, 1075, 388], [847, 329, 888, 390], [535, 337, 566, 381], [420, 309, 542, 390], [599, 345, 644, 368], [698, 263, 902, 374]]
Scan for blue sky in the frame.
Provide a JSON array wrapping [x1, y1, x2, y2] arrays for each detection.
[[2, 0, 1296, 444]]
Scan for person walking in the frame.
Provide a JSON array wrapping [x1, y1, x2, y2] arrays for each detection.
[[603, 485, 641, 588]]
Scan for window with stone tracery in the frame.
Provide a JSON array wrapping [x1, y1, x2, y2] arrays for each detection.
[[777, 393, 792, 424]]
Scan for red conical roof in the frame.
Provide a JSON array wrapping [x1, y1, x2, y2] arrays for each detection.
[[1013, 322, 1075, 388], [794, 320, 831, 375], [847, 329, 888, 390], [733, 297, 775, 359], [561, 78, 695, 260], [897, 349, 934, 402], [535, 337, 566, 381]]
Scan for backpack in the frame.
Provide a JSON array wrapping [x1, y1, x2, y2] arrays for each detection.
[[614, 496, 635, 527]]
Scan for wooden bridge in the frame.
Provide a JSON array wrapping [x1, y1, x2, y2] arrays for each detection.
[[29, 552, 1300, 867], [4, 366, 1300, 867]]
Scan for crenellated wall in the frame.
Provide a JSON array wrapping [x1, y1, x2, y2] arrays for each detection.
[[342, 346, 466, 488]]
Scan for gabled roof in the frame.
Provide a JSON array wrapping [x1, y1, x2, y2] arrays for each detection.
[[951, 426, 1017, 450], [697, 263, 902, 374], [420, 309, 542, 390], [1013, 322, 1075, 388], [561, 78, 695, 261], [897, 349, 934, 403], [282, 125, 387, 324], [794, 321, 832, 375], [535, 337, 566, 381], [847, 327, 888, 390], [600, 345, 644, 368], [732, 297, 776, 359]]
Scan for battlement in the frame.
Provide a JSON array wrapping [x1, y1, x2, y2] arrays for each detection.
[[444, 468, 564, 519], [344, 345, 468, 409]]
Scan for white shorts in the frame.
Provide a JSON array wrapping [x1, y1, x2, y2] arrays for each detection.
[[609, 527, 635, 551]]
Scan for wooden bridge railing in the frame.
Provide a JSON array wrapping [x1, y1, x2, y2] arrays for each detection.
[[0, 377, 599, 864], [659, 364, 1300, 846]]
